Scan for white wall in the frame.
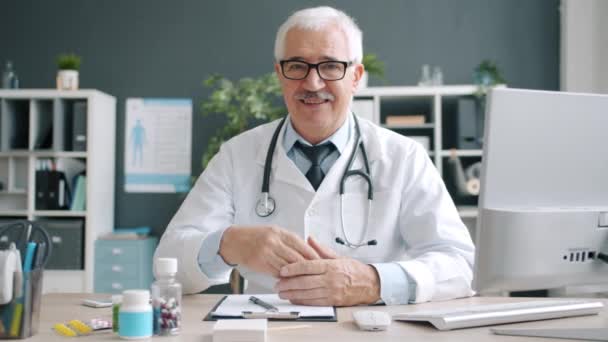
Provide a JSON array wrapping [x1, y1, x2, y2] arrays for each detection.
[[560, 0, 608, 93]]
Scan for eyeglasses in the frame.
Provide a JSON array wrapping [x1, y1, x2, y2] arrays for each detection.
[[279, 60, 353, 81]]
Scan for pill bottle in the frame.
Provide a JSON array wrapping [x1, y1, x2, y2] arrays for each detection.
[[118, 290, 152, 339], [151, 257, 182, 335]]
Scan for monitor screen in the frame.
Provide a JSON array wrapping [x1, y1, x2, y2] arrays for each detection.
[[473, 88, 608, 294]]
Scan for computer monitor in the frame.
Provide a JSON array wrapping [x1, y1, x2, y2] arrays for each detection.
[[473, 88, 608, 295]]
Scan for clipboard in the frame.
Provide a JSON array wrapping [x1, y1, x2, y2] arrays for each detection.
[[203, 296, 337, 322]]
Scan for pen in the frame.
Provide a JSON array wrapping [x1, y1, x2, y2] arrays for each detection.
[[249, 296, 278, 312]]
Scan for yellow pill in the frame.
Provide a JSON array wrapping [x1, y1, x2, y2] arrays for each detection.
[[53, 323, 77, 337], [68, 320, 92, 335]]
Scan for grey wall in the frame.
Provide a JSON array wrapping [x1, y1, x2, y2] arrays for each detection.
[[0, 0, 560, 236]]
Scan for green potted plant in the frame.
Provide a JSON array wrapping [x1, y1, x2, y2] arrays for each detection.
[[361, 53, 385, 88], [56, 53, 81, 90], [201, 72, 285, 168], [473, 59, 505, 98]]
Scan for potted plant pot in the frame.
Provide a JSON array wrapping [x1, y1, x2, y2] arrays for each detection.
[[56, 69, 79, 90], [56, 53, 81, 91]]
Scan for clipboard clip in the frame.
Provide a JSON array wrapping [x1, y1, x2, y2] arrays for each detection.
[[242, 311, 300, 320]]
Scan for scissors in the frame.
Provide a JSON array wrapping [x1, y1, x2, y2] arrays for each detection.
[[0, 220, 52, 269]]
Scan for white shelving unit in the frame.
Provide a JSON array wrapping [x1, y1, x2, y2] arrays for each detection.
[[354, 85, 484, 221], [0, 89, 116, 293]]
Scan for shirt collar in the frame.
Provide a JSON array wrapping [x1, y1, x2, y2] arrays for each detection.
[[283, 114, 352, 153]]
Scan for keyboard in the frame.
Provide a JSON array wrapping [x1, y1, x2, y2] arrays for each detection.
[[392, 299, 604, 331]]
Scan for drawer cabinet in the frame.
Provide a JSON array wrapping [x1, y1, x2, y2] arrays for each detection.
[[94, 237, 157, 293]]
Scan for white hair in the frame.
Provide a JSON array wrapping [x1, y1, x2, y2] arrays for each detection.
[[274, 6, 363, 63]]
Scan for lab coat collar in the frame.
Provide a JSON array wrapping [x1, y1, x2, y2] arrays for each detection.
[[254, 118, 311, 191], [254, 115, 385, 192]]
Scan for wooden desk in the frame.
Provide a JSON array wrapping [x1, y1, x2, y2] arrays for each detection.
[[31, 294, 607, 341]]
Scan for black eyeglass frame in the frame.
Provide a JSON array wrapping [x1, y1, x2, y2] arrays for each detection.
[[279, 60, 353, 81]]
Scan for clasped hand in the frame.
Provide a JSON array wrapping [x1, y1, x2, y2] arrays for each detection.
[[219, 225, 380, 306]]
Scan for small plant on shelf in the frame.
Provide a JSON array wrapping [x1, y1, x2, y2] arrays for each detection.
[[57, 53, 81, 71], [56, 53, 82, 90], [362, 53, 385, 80], [473, 59, 505, 98]]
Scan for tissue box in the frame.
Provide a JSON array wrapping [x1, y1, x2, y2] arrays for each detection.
[[213, 319, 267, 342]]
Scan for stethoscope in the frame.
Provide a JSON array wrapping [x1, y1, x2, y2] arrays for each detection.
[[255, 114, 377, 248]]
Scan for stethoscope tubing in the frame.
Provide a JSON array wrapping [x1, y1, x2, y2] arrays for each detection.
[[255, 114, 376, 248]]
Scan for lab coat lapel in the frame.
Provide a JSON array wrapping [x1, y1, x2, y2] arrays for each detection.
[[316, 117, 384, 197], [254, 118, 313, 193]]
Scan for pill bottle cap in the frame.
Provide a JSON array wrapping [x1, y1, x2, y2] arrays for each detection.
[[155, 258, 177, 276], [122, 290, 149, 307]]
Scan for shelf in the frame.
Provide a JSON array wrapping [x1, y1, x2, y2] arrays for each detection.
[[356, 85, 478, 97], [0, 150, 30, 157], [33, 210, 86, 217], [0, 190, 27, 195], [441, 150, 483, 157], [32, 151, 87, 158], [0, 89, 112, 100], [0, 151, 87, 158], [458, 206, 479, 218], [382, 123, 435, 129], [0, 210, 28, 216], [0, 89, 115, 293]]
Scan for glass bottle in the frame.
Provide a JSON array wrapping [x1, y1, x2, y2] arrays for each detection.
[[432, 66, 444, 86], [2, 61, 19, 89], [418, 64, 431, 86], [151, 258, 182, 336]]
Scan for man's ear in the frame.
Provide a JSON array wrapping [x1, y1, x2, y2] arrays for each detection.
[[274, 63, 282, 78], [351, 63, 365, 92]]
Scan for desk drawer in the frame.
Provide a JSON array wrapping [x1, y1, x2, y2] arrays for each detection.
[[95, 241, 143, 264], [95, 262, 141, 282], [94, 278, 142, 294]]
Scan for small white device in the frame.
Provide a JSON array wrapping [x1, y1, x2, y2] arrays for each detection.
[[352, 310, 391, 331], [392, 299, 603, 331], [0, 246, 21, 305], [82, 298, 113, 308]]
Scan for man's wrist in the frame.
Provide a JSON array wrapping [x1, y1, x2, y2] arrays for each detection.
[[365, 264, 381, 304], [219, 226, 239, 265]]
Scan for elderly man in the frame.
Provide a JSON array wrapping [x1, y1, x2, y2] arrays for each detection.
[[155, 6, 475, 306]]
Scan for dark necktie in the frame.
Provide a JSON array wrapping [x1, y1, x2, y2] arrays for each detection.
[[295, 141, 335, 190]]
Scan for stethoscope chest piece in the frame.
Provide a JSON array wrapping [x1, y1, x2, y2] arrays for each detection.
[[255, 193, 276, 217]]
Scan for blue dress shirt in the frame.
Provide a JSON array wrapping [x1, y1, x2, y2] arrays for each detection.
[[197, 114, 416, 304]]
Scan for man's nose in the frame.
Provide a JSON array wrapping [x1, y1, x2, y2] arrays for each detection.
[[302, 67, 326, 91]]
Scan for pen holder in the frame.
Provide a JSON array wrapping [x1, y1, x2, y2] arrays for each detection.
[[0, 269, 43, 339]]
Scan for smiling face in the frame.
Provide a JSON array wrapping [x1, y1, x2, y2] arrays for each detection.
[[275, 25, 364, 144]]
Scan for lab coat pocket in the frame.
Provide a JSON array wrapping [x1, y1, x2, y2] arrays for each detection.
[[338, 190, 402, 262]]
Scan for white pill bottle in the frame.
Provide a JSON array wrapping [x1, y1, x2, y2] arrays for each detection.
[[118, 290, 153, 339]]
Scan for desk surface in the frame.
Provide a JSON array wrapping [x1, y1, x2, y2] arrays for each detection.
[[32, 294, 607, 341]]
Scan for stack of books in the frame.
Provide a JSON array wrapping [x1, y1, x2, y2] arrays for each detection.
[[385, 115, 426, 126]]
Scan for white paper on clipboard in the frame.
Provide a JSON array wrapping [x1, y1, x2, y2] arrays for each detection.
[[211, 294, 334, 318]]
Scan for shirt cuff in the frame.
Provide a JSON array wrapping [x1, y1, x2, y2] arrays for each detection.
[[370, 262, 417, 305], [197, 227, 234, 280]]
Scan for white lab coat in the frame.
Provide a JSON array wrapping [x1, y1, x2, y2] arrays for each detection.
[[155, 116, 475, 303]]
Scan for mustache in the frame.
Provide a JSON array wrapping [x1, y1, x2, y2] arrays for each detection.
[[294, 91, 335, 101]]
